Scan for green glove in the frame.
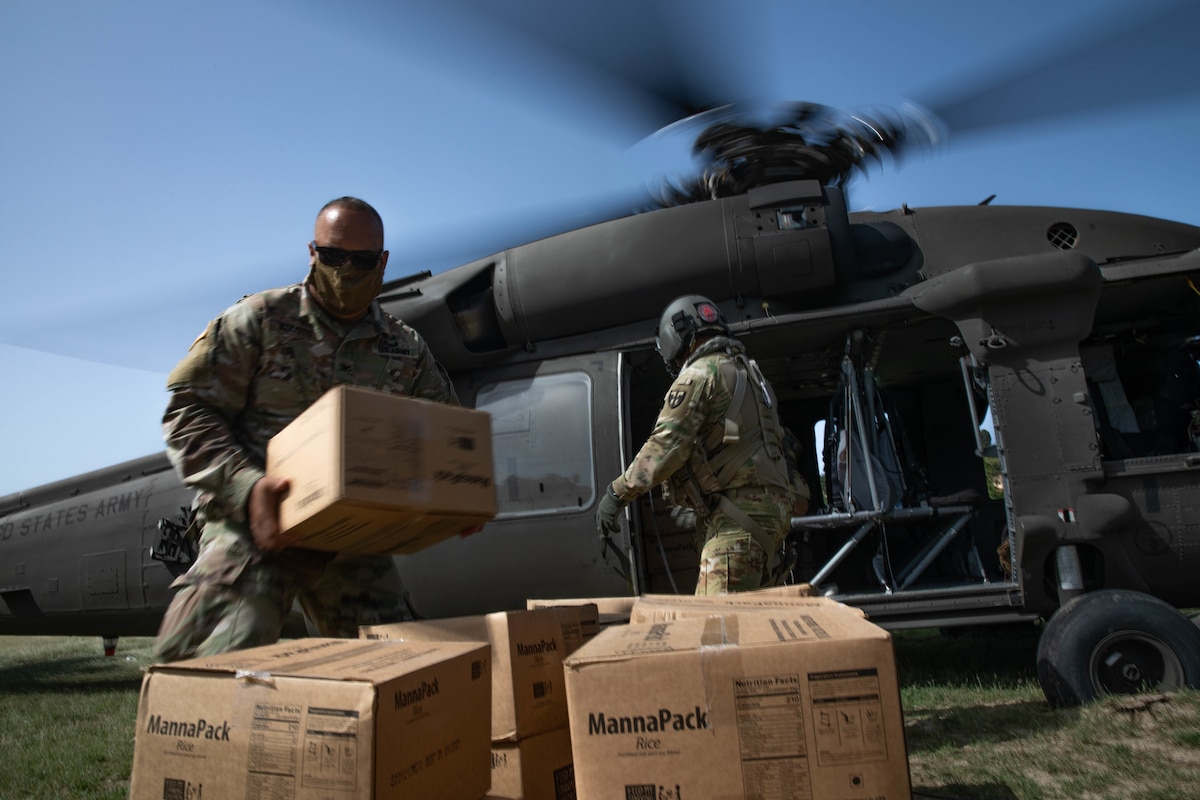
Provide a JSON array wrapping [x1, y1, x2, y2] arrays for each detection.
[[595, 486, 626, 537]]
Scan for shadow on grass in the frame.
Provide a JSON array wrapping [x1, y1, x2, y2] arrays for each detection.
[[904, 697, 1077, 752], [891, 624, 1082, 755], [0, 654, 148, 694], [893, 624, 1042, 688]]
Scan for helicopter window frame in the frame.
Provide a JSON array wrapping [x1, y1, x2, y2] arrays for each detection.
[[476, 370, 597, 519], [776, 206, 811, 230]]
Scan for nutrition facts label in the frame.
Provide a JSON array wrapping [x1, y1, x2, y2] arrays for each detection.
[[301, 707, 360, 791], [246, 703, 302, 800], [242, 703, 362, 799], [734, 673, 812, 800], [808, 668, 887, 766]]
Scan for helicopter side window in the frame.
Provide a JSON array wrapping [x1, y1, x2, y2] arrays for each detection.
[[1080, 344, 1140, 459], [476, 371, 597, 518], [1083, 335, 1200, 459]]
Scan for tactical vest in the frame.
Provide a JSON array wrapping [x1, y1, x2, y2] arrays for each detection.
[[667, 351, 791, 518]]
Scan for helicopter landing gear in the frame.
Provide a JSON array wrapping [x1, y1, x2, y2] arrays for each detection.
[[1036, 588, 1200, 707]]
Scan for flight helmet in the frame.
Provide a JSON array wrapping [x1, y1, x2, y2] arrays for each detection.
[[656, 294, 729, 373]]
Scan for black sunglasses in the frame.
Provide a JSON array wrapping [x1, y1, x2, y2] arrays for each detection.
[[311, 242, 382, 271]]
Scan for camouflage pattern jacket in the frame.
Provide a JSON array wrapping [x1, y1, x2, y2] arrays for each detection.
[[612, 335, 788, 511], [163, 283, 457, 527]]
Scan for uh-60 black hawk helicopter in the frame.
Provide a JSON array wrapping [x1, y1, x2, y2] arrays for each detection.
[[3, 1, 1200, 709]]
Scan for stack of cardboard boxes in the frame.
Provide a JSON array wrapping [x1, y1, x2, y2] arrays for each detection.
[[126, 386, 911, 799], [128, 591, 912, 800], [363, 605, 600, 800]]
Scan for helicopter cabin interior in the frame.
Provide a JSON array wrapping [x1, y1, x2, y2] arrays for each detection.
[[619, 302, 1012, 602], [619, 263, 1200, 612]]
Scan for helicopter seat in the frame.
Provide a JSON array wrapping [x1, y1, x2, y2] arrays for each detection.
[[788, 353, 985, 592], [790, 501, 979, 591]]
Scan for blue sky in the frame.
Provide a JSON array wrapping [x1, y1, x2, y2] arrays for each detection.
[[2, 0, 1198, 496]]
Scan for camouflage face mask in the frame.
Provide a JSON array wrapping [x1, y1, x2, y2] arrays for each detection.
[[305, 256, 382, 320]]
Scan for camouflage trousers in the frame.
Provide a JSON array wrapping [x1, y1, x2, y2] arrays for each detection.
[[154, 521, 412, 663], [694, 489, 791, 595]]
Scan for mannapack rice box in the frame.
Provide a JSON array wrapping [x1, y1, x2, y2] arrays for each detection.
[[488, 726, 576, 800], [563, 604, 912, 800], [266, 385, 496, 555], [362, 604, 601, 742], [129, 638, 492, 800]]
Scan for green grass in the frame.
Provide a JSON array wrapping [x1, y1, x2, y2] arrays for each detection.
[[0, 636, 155, 800], [895, 625, 1200, 800], [2, 629, 1198, 800]]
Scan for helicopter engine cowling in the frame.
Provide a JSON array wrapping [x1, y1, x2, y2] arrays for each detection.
[[381, 179, 860, 369]]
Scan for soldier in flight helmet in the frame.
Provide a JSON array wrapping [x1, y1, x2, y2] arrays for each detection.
[[597, 294, 798, 594], [656, 294, 731, 375]]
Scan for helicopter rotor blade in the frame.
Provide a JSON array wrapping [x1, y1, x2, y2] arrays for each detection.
[[441, 0, 769, 137], [454, 0, 692, 127], [288, 0, 734, 143], [445, 0, 1199, 144], [915, 0, 1199, 136]]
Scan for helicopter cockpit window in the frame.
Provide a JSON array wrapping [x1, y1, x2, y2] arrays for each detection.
[[476, 372, 596, 518], [776, 207, 809, 230]]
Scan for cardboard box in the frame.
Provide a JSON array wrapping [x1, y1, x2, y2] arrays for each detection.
[[363, 605, 600, 742], [489, 726, 576, 800], [749, 583, 820, 597], [526, 596, 636, 629], [129, 638, 492, 800], [563, 607, 911, 800], [630, 584, 827, 624], [267, 385, 496, 554]]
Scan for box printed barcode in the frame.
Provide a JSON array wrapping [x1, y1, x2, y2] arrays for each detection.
[[161, 777, 201, 800]]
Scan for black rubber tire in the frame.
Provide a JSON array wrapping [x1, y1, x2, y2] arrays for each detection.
[[1036, 589, 1200, 708]]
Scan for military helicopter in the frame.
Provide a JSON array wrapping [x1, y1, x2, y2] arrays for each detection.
[[3, 0, 1200, 709]]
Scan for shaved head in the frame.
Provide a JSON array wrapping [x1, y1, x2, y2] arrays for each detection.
[[315, 197, 384, 249], [306, 196, 390, 319]]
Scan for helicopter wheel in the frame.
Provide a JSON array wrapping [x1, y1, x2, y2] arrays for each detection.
[[1035, 589, 1200, 708]]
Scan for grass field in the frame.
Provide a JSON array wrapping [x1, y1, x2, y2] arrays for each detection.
[[1, 627, 1198, 800], [894, 625, 1200, 800]]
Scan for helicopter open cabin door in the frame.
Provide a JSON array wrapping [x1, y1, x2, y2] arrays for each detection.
[[393, 351, 635, 619], [614, 343, 710, 596]]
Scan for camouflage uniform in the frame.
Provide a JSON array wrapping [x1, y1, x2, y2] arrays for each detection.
[[610, 335, 792, 595], [154, 283, 457, 662]]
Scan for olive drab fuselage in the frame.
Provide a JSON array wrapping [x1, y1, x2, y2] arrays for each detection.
[[7, 186, 1200, 675]]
